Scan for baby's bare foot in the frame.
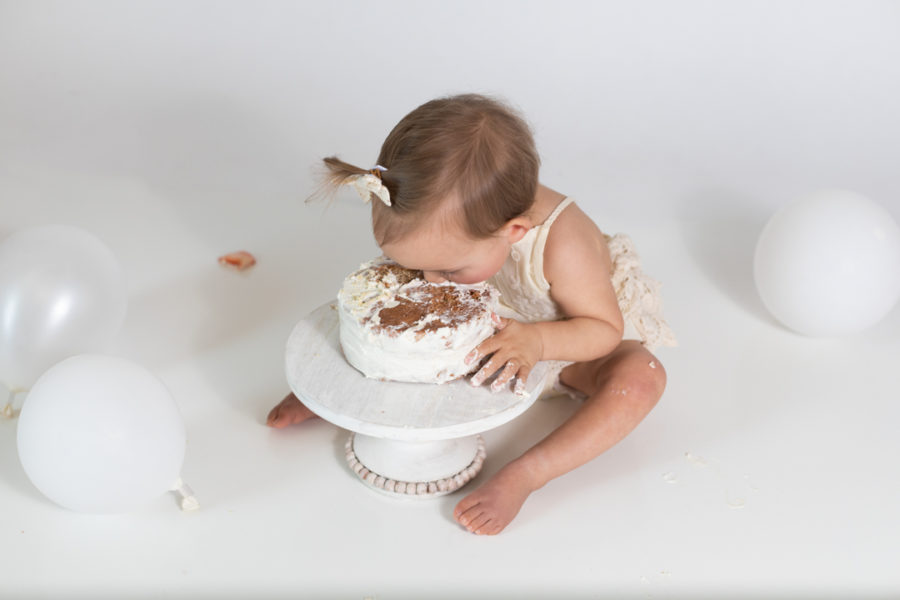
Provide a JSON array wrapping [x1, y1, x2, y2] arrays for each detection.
[[453, 461, 536, 535], [266, 392, 317, 428]]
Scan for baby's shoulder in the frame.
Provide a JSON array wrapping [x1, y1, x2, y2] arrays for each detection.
[[550, 200, 606, 244], [544, 201, 612, 281]]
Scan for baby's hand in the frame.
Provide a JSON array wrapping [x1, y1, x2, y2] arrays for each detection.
[[465, 315, 544, 394]]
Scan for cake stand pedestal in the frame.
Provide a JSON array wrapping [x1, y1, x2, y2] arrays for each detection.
[[285, 303, 548, 499]]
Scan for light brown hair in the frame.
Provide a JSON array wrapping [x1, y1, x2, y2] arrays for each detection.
[[322, 94, 540, 245]]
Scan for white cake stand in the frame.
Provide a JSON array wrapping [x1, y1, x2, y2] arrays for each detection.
[[285, 303, 548, 499]]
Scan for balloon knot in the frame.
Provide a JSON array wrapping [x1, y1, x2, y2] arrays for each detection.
[[171, 477, 200, 512]]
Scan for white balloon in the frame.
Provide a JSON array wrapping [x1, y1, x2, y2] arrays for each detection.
[[754, 190, 900, 336], [17, 355, 186, 513], [0, 225, 127, 390]]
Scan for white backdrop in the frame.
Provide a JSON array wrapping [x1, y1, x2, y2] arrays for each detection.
[[2, 0, 898, 223], [3, 0, 899, 368], [3, 3, 900, 597]]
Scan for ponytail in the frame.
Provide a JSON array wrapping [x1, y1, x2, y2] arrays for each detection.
[[309, 156, 393, 208], [313, 94, 540, 246]]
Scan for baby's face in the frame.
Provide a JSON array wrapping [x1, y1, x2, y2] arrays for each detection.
[[380, 220, 512, 285]]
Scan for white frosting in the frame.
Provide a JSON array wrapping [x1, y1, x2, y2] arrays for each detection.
[[337, 258, 499, 384]]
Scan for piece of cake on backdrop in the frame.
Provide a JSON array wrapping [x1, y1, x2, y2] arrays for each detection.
[[337, 258, 499, 384]]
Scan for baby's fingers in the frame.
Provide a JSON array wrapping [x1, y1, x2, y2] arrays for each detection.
[[464, 315, 512, 366], [489, 360, 519, 393], [470, 355, 503, 387], [513, 365, 532, 396], [490, 363, 533, 395], [465, 335, 501, 367]]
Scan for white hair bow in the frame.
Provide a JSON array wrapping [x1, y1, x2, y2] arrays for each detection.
[[348, 166, 391, 207]]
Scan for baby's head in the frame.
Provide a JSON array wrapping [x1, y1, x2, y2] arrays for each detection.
[[326, 94, 540, 283]]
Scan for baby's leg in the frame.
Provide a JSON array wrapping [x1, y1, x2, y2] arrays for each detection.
[[266, 392, 318, 428], [454, 340, 666, 535]]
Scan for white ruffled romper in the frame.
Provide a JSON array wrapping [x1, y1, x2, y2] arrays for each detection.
[[488, 197, 677, 398]]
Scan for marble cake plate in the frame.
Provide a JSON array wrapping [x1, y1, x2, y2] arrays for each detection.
[[285, 302, 548, 498]]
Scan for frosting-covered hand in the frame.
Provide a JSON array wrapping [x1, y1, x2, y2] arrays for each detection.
[[466, 315, 543, 393]]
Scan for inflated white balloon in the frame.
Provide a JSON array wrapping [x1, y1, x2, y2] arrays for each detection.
[[0, 225, 127, 391], [754, 190, 900, 336], [17, 355, 186, 513]]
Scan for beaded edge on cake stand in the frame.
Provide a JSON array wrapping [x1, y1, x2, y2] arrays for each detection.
[[345, 433, 486, 498]]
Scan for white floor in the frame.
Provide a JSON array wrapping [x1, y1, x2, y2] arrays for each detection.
[[2, 165, 899, 599]]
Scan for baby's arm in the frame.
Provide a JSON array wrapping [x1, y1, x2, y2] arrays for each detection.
[[471, 203, 624, 390], [536, 202, 624, 359]]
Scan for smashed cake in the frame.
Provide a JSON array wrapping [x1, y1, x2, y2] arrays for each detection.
[[337, 258, 499, 384]]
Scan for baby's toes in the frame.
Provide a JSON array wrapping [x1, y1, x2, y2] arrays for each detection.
[[480, 520, 504, 535], [455, 505, 484, 529], [471, 516, 495, 535], [453, 496, 478, 520]]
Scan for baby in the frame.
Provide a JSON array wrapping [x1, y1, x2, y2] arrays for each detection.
[[268, 94, 675, 535]]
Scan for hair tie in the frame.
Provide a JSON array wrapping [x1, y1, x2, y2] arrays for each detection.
[[348, 166, 391, 207]]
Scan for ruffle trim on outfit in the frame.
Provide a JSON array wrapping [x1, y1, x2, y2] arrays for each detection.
[[605, 233, 677, 351]]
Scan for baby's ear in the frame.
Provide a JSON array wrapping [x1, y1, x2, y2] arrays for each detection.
[[503, 217, 531, 244]]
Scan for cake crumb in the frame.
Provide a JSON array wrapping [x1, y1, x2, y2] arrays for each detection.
[[727, 497, 747, 509], [218, 250, 256, 271], [684, 452, 709, 467]]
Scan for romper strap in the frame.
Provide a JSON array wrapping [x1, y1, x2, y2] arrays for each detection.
[[542, 197, 575, 228], [532, 197, 575, 291]]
